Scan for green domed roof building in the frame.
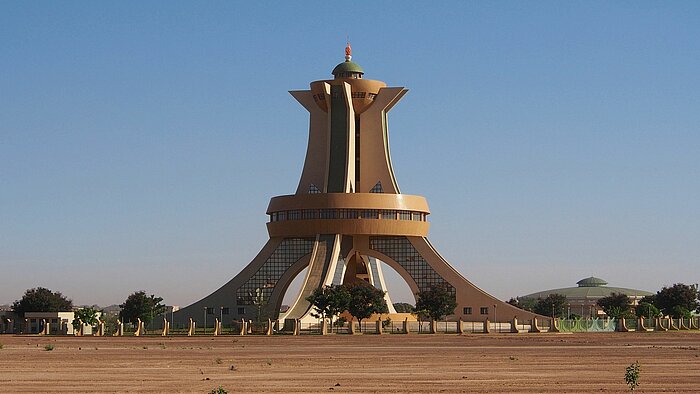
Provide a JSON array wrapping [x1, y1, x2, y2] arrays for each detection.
[[521, 276, 652, 318]]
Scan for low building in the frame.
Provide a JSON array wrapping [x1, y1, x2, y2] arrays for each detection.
[[24, 312, 76, 335], [1, 310, 17, 333], [521, 277, 653, 318]]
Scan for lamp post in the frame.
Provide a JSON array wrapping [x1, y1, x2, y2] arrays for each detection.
[[220, 307, 224, 333], [203, 307, 207, 335], [493, 304, 497, 333]]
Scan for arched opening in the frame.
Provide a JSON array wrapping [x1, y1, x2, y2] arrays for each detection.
[[380, 261, 416, 306], [282, 266, 308, 310]]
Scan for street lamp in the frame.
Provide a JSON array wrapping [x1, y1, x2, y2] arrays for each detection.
[[203, 307, 207, 335], [493, 304, 497, 333]]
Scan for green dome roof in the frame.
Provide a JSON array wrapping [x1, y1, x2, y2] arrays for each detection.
[[332, 60, 364, 76], [577, 277, 608, 287]]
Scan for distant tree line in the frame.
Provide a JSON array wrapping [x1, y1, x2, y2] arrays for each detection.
[[508, 283, 700, 319]]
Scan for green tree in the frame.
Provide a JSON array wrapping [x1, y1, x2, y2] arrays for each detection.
[[507, 297, 537, 312], [597, 293, 632, 319], [393, 302, 415, 313], [12, 287, 73, 317], [415, 284, 457, 321], [305, 285, 351, 329], [347, 283, 388, 326], [655, 284, 699, 318], [119, 291, 165, 325], [635, 302, 661, 319], [533, 294, 568, 318], [72, 306, 101, 329]]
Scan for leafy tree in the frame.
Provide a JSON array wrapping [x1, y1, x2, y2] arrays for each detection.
[[671, 305, 692, 319], [655, 284, 699, 318], [347, 283, 388, 325], [639, 295, 656, 306], [119, 291, 165, 325], [72, 307, 101, 329], [597, 293, 632, 319], [635, 302, 661, 319], [507, 297, 536, 312], [12, 287, 73, 317], [305, 285, 351, 329], [393, 302, 415, 313], [533, 294, 568, 318], [415, 284, 457, 321]]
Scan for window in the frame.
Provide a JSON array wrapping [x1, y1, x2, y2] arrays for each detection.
[[463, 307, 472, 315], [222, 307, 230, 315], [412, 212, 422, 221], [399, 211, 412, 220], [206, 307, 214, 315], [380, 210, 397, 220], [351, 92, 366, 98], [320, 209, 336, 219], [362, 209, 379, 219], [237, 307, 245, 315], [308, 184, 320, 194], [367, 93, 377, 100], [302, 209, 317, 219], [480, 307, 489, 315], [370, 181, 383, 193], [287, 210, 302, 220]]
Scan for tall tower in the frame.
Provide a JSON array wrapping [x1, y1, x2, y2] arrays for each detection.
[[173, 45, 538, 325]]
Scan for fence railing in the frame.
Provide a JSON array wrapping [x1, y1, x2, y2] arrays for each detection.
[[7, 316, 700, 336]]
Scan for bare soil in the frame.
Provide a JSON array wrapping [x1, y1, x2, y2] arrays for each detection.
[[0, 332, 699, 393]]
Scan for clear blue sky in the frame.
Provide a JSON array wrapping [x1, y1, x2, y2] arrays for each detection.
[[2, 2, 699, 307]]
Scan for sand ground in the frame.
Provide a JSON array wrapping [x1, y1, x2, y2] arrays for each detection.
[[0, 332, 699, 393]]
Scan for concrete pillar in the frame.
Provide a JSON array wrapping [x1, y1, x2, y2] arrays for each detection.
[[350, 319, 357, 335], [266, 319, 273, 336], [321, 319, 328, 335], [75, 319, 83, 336], [24, 319, 30, 334], [212, 318, 219, 335], [239, 319, 246, 336], [94, 320, 103, 336], [161, 318, 168, 336], [530, 317, 542, 333], [114, 319, 123, 336], [483, 318, 491, 334], [187, 318, 195, 336], [134, 318, 143, 336], [293, 319, 300, 336], [376, 317, 383, 335], [510, 317, 519, 333], [655, 317, 667, 331], [39, 319, 48, 335], [403, 317, 410, 334], [430, 320, 437, 334], [670, 318, 679, 330], [617, 318, 629, 332], [549, 318, 560, 333]]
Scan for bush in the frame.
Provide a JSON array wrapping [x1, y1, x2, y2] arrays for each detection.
[[44, 344, 54, 351], [625, 361, 640, 391], [208, 386, 228, 394]]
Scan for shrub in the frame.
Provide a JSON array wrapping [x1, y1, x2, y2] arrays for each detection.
[[209, 386, 228, 394], [625, 361, 640, 391], [44, 344, 54, 351]]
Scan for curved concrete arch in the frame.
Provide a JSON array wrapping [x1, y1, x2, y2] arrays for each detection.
[[360, 248, 420, 302], [264, 253, 312, 320]]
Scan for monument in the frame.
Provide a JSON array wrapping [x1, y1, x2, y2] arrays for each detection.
[[173, 44, 539, 326]]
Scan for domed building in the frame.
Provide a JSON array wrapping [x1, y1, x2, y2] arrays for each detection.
[[521, 277, 653, 318]]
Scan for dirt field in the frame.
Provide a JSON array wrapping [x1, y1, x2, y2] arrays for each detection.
[[1, 332, 699, 393]]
